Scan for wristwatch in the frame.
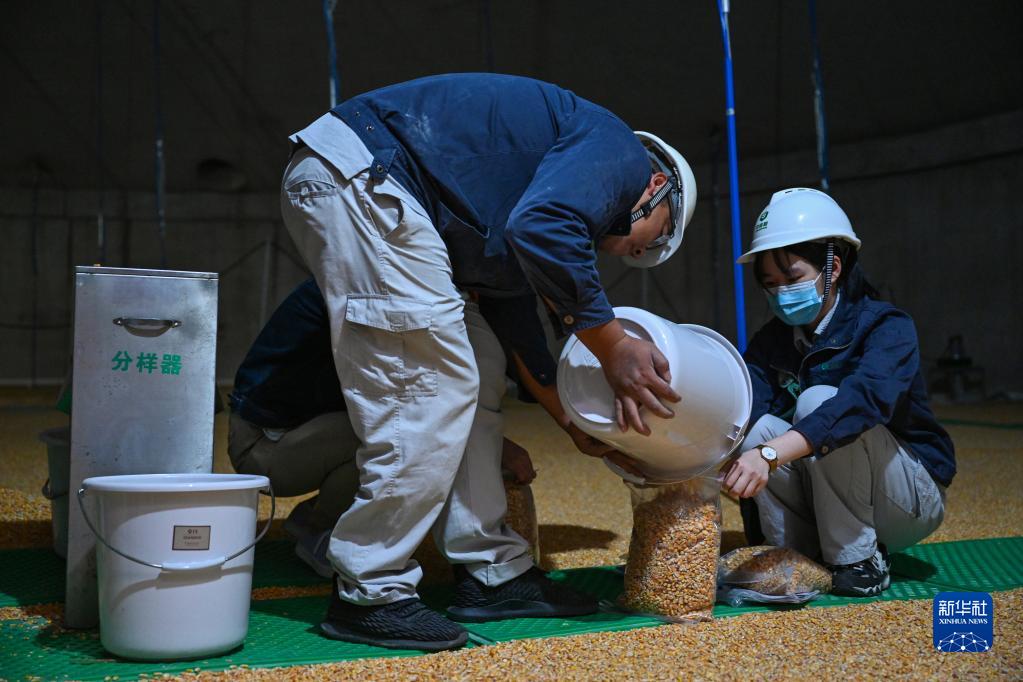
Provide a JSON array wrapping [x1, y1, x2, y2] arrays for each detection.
[[756, 445, 779, 473]]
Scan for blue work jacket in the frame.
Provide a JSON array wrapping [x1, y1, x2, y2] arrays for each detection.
[[744, 295, 956, 487], [329, 73, 650, 339], [230, 279, 345, 428]]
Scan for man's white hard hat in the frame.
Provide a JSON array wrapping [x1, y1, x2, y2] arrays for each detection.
[[623, 131, 698, 269], [737, 187, 860, 264]]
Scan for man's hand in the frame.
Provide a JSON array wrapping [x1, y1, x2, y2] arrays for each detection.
[[501, 437, 537, 485], [565, 422, 645, 478], [721, 449, 770, 499], [600, 335, 681, 435], [576, 320, 680, 435]]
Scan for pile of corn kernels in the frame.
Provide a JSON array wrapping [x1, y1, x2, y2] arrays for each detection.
[[2, 398, 1022, 680], [620, 479, 720, 621], [718, 545, 833, 595]]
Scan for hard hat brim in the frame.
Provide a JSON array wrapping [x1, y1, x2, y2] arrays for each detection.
[[737, 232, 862, 264]]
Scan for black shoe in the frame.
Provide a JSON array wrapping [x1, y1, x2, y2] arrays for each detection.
[[321, 577, 468, 652], [447, 565, 599, 622], [830, 548, 890, 597]]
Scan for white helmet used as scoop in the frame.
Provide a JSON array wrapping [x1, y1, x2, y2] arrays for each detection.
[[622, 131, 698, 269], [737, 187, 860, 264]]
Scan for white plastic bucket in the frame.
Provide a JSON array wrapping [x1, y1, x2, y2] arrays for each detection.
[[38, 426, 71, 559], [557, 307, 752, 483], [77, 474, 273, 660]]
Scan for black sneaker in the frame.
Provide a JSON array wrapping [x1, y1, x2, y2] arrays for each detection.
[[321, 577, 468, 651], [447, 565, 599, 622], [830, 548, 890, 597]]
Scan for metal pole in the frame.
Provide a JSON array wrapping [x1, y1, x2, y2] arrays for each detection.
[[30, 169, 40, 389], [95, 0, 106, 264], [323, 0, 340, 107], [716, 0, 747, 351], [153, 0, 167, 268], [808, 0, 831, 190], [65, 214, 74, 378], [259, 223, 274, 325], [709, 126, 722, 331]]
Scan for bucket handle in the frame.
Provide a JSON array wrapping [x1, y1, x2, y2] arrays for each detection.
[[76, 482, 275, 572], [41, 478, 67, 500]]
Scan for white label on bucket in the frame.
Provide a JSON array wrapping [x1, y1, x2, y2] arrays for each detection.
[[172, 525, 211, 551]]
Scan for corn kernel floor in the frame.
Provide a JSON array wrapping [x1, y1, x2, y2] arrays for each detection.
[[1, 389, 1021, 679]]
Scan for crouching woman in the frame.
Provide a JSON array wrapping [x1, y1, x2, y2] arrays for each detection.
[[723, 188, 955, 597]]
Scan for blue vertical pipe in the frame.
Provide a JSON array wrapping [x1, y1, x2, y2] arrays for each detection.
[[717, 0, 747, 351], [323, 0, 341, 107], [808, 0, 830, 190]]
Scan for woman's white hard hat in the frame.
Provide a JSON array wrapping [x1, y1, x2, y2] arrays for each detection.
[[737, 187, 861, 264], [623, 131, 698, 268]]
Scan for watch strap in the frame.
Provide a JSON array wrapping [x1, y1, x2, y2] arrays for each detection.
[[756, 444, 779, 473]]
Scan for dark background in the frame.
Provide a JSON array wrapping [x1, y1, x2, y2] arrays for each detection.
[[2, 1, 1021, 393]]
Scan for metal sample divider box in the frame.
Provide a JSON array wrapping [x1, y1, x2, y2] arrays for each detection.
[[65, 267, 219, 628]]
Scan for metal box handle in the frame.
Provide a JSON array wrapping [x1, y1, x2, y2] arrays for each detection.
[[112, 317, 182, 337]]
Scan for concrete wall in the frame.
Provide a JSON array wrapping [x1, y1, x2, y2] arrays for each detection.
[[2, 111, 1021, 393], [0, 190, 308, 385]]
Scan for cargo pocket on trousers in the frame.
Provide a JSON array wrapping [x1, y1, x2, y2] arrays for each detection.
[[342, 296, 438, 397], [884, 451, 924, 519], [362, 184, 406, 241]]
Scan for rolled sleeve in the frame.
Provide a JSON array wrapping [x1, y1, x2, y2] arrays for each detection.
[[792, 310, 920, 456]]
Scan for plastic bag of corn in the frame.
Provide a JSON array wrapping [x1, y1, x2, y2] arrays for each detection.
[[503, 478, 540, 561], [716, 545, 832, 605], [620, 477, 721, 621]]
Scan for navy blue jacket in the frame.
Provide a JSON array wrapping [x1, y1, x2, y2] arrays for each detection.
[[230, 279, 345, 428], [330, 73, 650, 337], [745, 296, 956, 487]]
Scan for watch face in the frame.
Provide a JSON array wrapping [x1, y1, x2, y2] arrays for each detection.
[[761, 446, 778, 461]]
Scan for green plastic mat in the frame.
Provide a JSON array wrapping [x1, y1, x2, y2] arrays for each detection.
[[0, 541, 324, 608], [1, 537, 1020, 681], [0, 548, 65, 607], [543, 536, 1023, 620], [0, 595, 432, 682]]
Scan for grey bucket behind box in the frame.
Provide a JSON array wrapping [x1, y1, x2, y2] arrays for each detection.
[[38, 426, 70, 559]]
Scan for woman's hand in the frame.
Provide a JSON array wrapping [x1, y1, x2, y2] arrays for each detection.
[[501, 438, 537, 484], [721, 449, 771, 498]]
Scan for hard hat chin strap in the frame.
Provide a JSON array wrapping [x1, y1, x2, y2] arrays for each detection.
[[629, 177, 675, 224], [822, 240, 835, 302]]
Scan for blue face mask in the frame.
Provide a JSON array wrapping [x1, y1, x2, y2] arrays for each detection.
[[765, 272, 823, 326]]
